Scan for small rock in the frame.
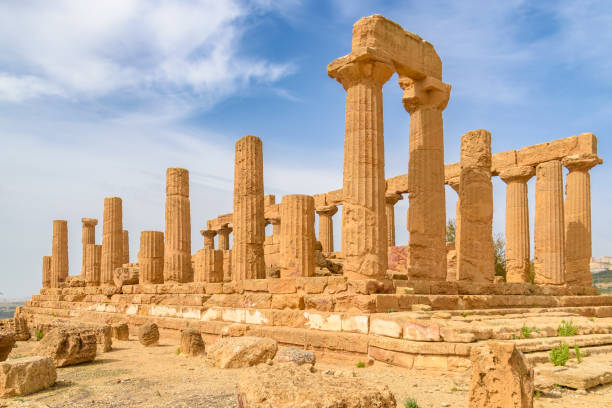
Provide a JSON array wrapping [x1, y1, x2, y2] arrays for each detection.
[[412, 304, 432, 312], [111, 323, 129, 341], [138, 322, 159, 347], [179, 328, 205, 357], [95, 325, 113, 353], [274, 348, 316, 366], [207, 337, 277, 369]]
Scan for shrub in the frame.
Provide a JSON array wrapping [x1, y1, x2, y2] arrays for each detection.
[[549, 342, 570, 366], [450, 387, 458, 392], [387, 309, 395, 313], [35, 330, 44, 340], [558, 320, 578, 337], [574, 345, 583, 364], [176, 347, 181, 355], [356, 361, 366, 368], [521, 324, 532, 339], [405, 399, 420, 408]]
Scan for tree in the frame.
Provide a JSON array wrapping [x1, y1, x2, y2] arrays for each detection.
[[446, 219, 456, 244], [494, 233, 506, 279]]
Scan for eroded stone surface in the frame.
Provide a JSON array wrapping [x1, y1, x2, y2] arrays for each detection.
[[180, 328, 205, 357], [35, 327, 97, 367], [138, 322, 159, 347], [0, 331, 15, 362], [273, 347, 316, 366], [207, 336, 277, 368], [0, 356, 56, 397]]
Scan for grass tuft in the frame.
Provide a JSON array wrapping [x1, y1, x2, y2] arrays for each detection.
[[558, 320, 578, 337], [404, 398, 420, 408], [549, 342, 570, 366], [356, 361, 366, 368]]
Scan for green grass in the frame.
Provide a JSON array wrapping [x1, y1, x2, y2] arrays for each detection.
[[588, 317, 595, 322], [450, 387, 458, 392], [176, 347, 181, 355], [574, 345, 583, 364], [549, 342, 570, 366], [521, 324, 532, 339], [35, 330, 44, 340], [535, 390, 541, 399], [356, 361, 366, 368], [12, 343, 17, 348], [558, 320, 578, 337], [461, 312, 470, 318], [404, 398, 420, 408]]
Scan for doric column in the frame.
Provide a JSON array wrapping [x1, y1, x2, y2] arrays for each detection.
[[280, 194, 315, 278], [139, 231, 164, 284], [122, 230, 129, 265], [534, 160, 565, 285], [51, 219, 68, 287], [194, 249, 224, 282], [500, 166, 535, 283], [42, 256, 51, 289], [222, 250, 232, 282], [456, 129, 494, 282], [217, 226, 232, 251], [316, 205, 337, 253], [447, 177, 460, 282], [400, 76, 451, 281], [232, 135, 266, 281], [164, 168, 192, 283], [271, 219, 281, 238], [84, 243, 102, 286], [385, 193, 402, 247], [328, 56, 393, 280], [201, 229, 216, 250], [101, 197, 123, 286], [80, 218, 97, 276], [563, 154, 602, 286]]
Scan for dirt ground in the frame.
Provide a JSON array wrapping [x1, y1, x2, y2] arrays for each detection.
[[3, 339, 612, 408]]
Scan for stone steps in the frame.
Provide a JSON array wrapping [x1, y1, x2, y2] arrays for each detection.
[[528, 344, 612, 365]]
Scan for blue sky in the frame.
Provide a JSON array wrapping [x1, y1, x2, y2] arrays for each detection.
[[1, 0, 611, 298]]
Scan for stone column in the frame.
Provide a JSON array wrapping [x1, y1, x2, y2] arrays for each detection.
[[316, 205, 337, 253], [201, 229, 216, 250], [42, 256, 51, 289], [457, 129, 494, 282], [222, 250, 232, 282], [500, 166, 535, 283], [447, 177, 460, 282], [84, 243, 102, 286], [139, 231, 164, 284], [400, 76, 451, 281], [385, 193, 403, 247], [80, 218, 97, 276], [101, 197, 123, 286], [563, 154, 602, 286], [217, 226, 232, 251], [328, 56, 393, 280], [164, 168, 192, 283], [51, 219, 68, 287], [280, 194, 315, 278], [122, 230, 129, 265], [534, 160, 565, 285], [194, 249, 224, 282], [232, 135, 266, 281]]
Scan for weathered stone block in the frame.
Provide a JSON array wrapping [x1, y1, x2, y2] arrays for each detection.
[[0, 356, 56, 397]]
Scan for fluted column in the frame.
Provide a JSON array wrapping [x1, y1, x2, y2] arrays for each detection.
[[164, 168, 192, 283], [194, 249, 224, 282], [232, 135, 266, 281], [316, 205, 337, 253], [328, 56, 393, 280], [563, 154, 602, 286], [80, 218, 97, 276], [447, 177, 460, 282], [400, 76, 451, 280], [139, 231, 164, 284], [122, 230, 129, 265], [51, 220, 68, 288], [534, 160, 565, 285], [456, 129, 494, 282], [201, 229, 216, 250], [500, 166, 535, 283], [84, 243, 102, 286], [280, 194, 316, 278], [217, 226, 232, 250], [101, 197, 123, 286], [42, 256, 51, 289], [385, 193, 402, 247]]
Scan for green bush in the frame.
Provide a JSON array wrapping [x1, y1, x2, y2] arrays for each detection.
[[549, 342, 570, 366], [356, 361, 366, 368], [521, 324, 532, 339], [558, 320, 578, 337], [404, 399, 420, 408], [176, 347, 181, 355], [574, 345, 583, 364], [35, 330, 44, 340]]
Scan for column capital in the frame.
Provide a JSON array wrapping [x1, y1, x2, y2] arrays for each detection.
[[499, 166, 536, 184], [315, 205, 338, 217], [81, 217, 98, 227], [399, 75, 451, 113], [328, 54, 394, 91], [562, 153, 603, 172], [216, 225, 233, 235], [266, 216, 281, 225], [385, 193, 403, 205], [200, 229, 217, 238]]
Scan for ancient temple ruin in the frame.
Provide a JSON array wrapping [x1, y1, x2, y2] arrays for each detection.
[[25, 15, 611, 371]]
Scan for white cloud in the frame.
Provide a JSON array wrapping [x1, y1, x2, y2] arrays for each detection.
[[0, 0, 294, 105]]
